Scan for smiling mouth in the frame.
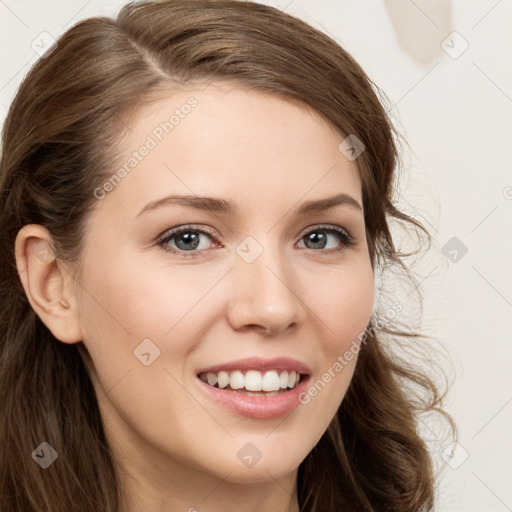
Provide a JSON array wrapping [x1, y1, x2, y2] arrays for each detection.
[[197, 369, 305, 396]]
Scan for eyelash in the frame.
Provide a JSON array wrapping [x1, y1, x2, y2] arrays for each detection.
[[156, 224, 355, 258]]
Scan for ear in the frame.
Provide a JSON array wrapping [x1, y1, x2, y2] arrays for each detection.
[[15, 224, 83, 344]]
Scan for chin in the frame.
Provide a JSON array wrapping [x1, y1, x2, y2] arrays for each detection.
[[199, 435, 312, 485]]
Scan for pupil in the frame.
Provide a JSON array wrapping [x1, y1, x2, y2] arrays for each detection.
[[307, 232, 326, 249]]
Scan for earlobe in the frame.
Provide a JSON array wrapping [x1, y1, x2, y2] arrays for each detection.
[[14, 224, 83, 344]]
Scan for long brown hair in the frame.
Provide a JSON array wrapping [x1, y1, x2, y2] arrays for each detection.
[[0, 1, 454, 510]]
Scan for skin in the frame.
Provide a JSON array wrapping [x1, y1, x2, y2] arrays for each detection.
[[15, 82, 375, 512]]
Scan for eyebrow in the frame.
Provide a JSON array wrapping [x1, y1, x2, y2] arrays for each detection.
[[134, 192, 363, 219]]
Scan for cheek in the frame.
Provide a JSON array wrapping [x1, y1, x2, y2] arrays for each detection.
[[302, 259, 374, 410], [77, 248, 227, 351], [312, 259, 375, 352]]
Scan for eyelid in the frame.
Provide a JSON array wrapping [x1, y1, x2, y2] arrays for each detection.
[[156, 224, 218, 243], [298, 223, 352, 240]]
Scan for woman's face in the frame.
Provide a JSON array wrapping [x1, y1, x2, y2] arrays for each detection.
[[72, 83, 375, 485]]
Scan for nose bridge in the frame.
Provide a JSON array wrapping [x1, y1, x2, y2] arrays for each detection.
[[227, 235, 303, 334]]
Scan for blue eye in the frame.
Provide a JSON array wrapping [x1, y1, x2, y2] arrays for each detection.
[[157, 225, 218, 257], [298, 225, 354, 251]]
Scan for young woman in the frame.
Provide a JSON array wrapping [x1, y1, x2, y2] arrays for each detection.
[[0, 1, 453, 510]]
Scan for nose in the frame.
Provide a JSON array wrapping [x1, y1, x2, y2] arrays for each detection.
[[226, 241, 305, 336]]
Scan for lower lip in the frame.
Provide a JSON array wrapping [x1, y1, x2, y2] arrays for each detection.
[[196, 376, 310, 419]]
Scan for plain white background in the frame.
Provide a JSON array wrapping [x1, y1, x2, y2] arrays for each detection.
[[1, 1, 511, 510]]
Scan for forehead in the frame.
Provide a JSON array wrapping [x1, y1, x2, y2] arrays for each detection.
[[96, 83, 363, 217]]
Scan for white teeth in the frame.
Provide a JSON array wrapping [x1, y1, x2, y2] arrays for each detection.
[[288, 371, 297, 388], [245, 370, 262, 391], [262, 370, 281, 392], [217, 371, 230, 389], [279, 371, 289, 389], [229, 370, 245, 390], [199, 369, 303, 392]]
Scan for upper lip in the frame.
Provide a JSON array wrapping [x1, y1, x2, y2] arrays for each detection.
[[196, 357, 311, 375]]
